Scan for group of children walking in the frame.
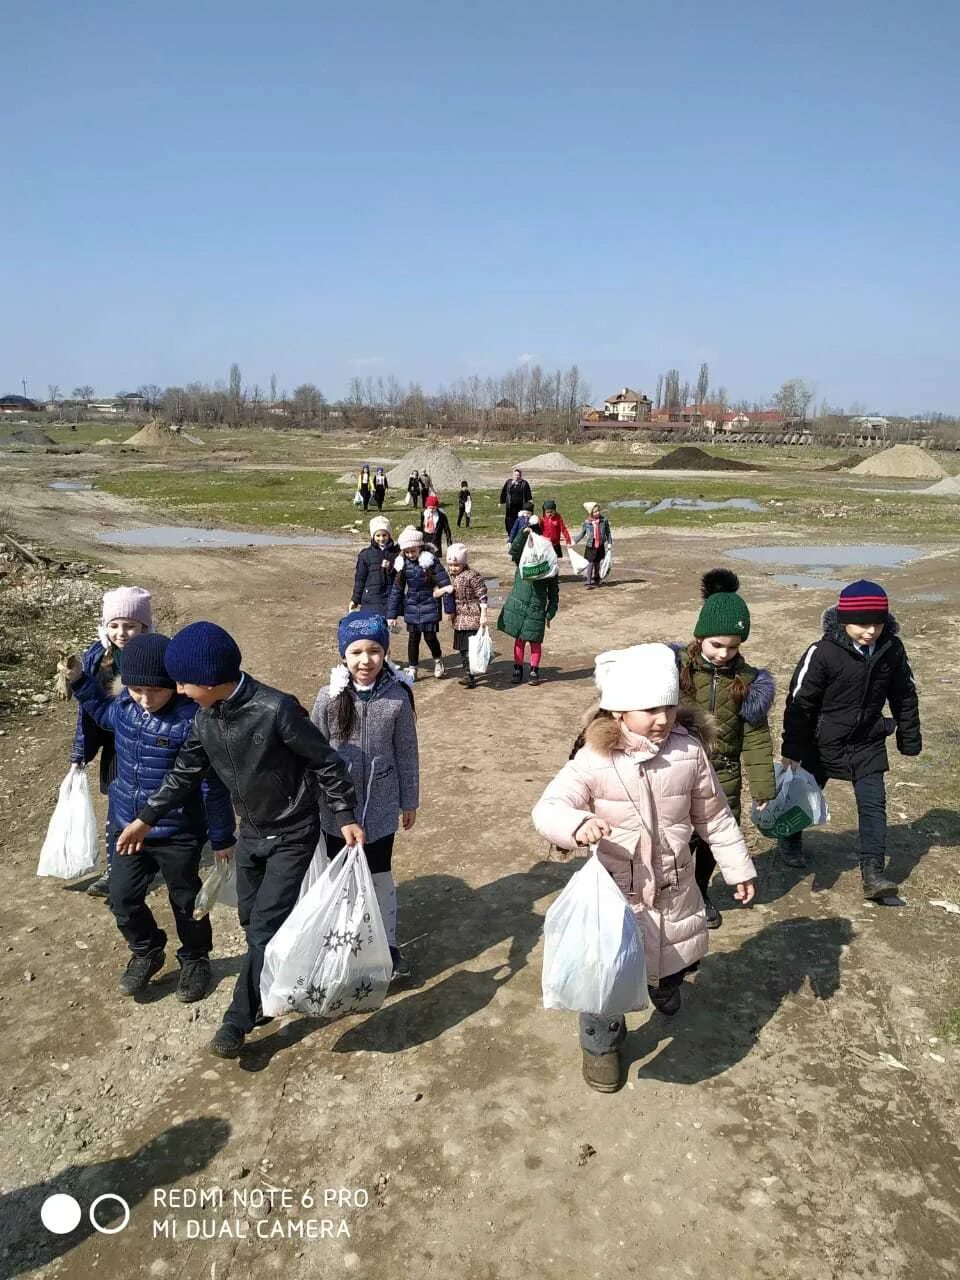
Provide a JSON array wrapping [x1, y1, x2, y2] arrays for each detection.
[[61, 535, 921, 1082]]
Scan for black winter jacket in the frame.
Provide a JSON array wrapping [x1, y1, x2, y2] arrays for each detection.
[[499, 478, 533, 519], [782, 610, 921, 781], [352, 540, 398, 615], [139, 674, 357, 837]]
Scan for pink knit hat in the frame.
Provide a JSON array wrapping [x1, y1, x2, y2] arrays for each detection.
[[101, 586, 152, 628]]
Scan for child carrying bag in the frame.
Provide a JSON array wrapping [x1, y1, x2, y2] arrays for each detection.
[[37, 767, 98, 879], [541, 849, 648, 1016], [260, 843, 393, 1020], [752, 764, 830, 838], [519, 532, 559, 581], [193, 859, 238, 919], [468, 625, 495, 675]]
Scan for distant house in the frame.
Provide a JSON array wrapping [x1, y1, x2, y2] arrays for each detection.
[[723, 409, 786, 431], [495, 397, 518, 412], [603, 387, 652, 422], [579, 404, 604, 425], [0, 394, 42, 414], [850, 415, 889, 431]]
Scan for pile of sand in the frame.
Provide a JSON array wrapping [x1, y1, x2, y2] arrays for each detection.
[[126, 421, 203, 447], [650, 446, 754, 472], [516, 451, 586, 472], [850, 445, 945, 480], [923, 474, 960, 496], [0, 425, 54, 446], [338, 445, 469, 492]]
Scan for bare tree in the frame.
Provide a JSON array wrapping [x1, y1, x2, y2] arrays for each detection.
[[269, 373, 278, 403], [773, 378, 815, 422], [663, 370, 681, 410], [72, 385, 94, 401], [696, 362, 709, 406], [228, 363, 244, 424], [680, 381, 691, 408], [290, 383, 326, 422], [654, 373, 663, 410]]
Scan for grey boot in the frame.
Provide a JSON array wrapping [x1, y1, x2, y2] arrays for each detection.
[[861, 860, 898, 902]]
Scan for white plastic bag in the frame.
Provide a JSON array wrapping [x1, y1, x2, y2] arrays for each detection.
[[541, 853, 648, 1015], [193, 859, 238, 919], [403, 491, 413, 506], [519, 531, 558, 580], [260, 844, 392, 1020], [353, 490, 364, 507], [297, 834, 329, 902], [37, 768, 98, 879], [752, 764, 830, 838], [599, 546, 613, 580], [566, 545, 589, 574], [468, 626, 495, 675], [465, 496, 472, 516]]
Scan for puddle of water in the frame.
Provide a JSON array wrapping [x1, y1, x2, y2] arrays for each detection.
[[608, 498, 653, 510], [773, 573, 846, 591], [49, 480, 95, 491], [908, 591, 947, 603], [95, 526, 353, 549], [646, 497, 763, 515], [729, 544, 929, 570]]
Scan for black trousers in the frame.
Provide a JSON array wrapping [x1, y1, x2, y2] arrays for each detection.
[[407, 625, 442, 665], [374, 487, 386, 511], [323, 830, 395, 873], [109, 828, 211, 962], [224, 818, 321, 1034], [457, 508, 470, 527], [780, 772, 887, 865]]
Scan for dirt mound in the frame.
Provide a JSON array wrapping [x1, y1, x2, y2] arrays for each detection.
[[850, 445, 945, 480], [0, 425, 54, 446], [337, 445, 468, 492], [516, 451, 586, 472], [650, 446, 754, 472], [923, 474, 960, 496], [818, 453, 863, 472], [125, 421, 202, 447]]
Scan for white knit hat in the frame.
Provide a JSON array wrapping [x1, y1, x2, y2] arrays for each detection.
[[369, 515, 392, 537], [596, 643, 679, 712], [446, 542, 469, 565], [583, 501, 600, 514], [397, 525, 424, 550], [101, 586, 152, 629]]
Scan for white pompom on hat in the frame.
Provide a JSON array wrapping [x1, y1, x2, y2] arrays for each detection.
[[446, 542, 469, 565], [596, 643, 679, 712], [369, 515, 392, 537], [397, 525, 424, 550]]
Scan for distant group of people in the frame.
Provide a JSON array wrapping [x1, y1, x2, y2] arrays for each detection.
[[355, 465, 389, 511]]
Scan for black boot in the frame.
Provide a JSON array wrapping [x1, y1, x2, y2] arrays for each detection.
[[703, 894, 722, 929], [511, 663, 524, 684], [861, 861, 899, 902], [648, 984, 682, 1016], [118, 946, 165, 996], [176, 957, 212, 1003]]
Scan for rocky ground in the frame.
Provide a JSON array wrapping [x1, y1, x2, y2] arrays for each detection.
[[0, 467, 958, 1280]]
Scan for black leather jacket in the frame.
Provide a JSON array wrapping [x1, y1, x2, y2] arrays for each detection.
[[139, 675, 357, 837]]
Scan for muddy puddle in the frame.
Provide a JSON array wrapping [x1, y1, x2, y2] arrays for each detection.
[[730, 544, 930, 570], [49, 480, 96, 491], [95, 526, 354, 549], [607, 497, 762, 514]]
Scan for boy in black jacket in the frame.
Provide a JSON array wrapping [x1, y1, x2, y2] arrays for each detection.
[[781, 580, 921, 901], [117, 622, 363, 1058]]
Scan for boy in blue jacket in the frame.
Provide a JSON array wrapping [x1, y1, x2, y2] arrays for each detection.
[[68, 633, 236, 1002]]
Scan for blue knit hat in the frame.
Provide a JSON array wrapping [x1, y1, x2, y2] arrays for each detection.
[[165, 622, 242, 686], [338, 609, 390, 657], [121, 633, 175, 689]]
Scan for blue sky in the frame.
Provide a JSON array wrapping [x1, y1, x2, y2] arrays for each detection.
[[2, 0, 957, 413]]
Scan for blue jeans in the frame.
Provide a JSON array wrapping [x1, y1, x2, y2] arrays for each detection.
[[780, 772, 887, 866]]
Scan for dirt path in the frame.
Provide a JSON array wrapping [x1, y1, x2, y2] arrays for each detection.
[[1, 479, 959, 1280]]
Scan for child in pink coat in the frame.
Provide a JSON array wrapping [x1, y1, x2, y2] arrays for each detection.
[[532, 643, 756, 1092]]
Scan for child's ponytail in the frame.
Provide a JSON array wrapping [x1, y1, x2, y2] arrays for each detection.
[[681, 639, 747, 707]]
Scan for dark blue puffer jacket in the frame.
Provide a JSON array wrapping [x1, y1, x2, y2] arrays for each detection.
[[352, 540, 397, 616], [69, 673, 235, 848], [386, 550, 451, 630], [70, 641, 117, 795]]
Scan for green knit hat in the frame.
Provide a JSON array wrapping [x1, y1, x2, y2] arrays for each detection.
[[694, 569, 751, 641]]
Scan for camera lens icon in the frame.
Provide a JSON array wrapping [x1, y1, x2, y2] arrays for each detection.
[[41, 1192, 130, 1235]]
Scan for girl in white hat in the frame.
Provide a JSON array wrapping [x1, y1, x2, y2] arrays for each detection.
[[350, 516, 397, 617], [532, 643, 756, 1093], [573, 501, 612, 589]]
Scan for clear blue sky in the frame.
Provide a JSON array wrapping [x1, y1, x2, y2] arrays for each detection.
[[3, 0, 957, 414]]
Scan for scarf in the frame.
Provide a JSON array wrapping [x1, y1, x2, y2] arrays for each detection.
[[424, 509, 439, 535], [591, 517, 602, 549]]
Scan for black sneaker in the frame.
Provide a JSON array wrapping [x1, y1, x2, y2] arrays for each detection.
[[528, 667, 540, 685], [460, 673, 477, 689], [861, 864, 899, 902], [210, 1023, 245, 1058], [118, 948, 165, 996], [648, 985, 682, 1016], [87, 872, 110, 898], [703, 896, 723, 929], [777, 841, 809, 869], [176, 957, 212, 1003], [511, 664, 524, 684], [390, 946, 412, 981]]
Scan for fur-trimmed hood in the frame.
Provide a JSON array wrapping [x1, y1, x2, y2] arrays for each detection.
[[670, 640, 775, 726], [821, 606, 899, 650], [583, 701, 717, 760], [394, 550, 436, 573]]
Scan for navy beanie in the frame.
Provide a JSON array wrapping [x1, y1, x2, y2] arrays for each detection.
[[121, 633, 175, 689], [338, 608, 390, 657], [837, 580, 889, 625], [165, 621, 242, 686]]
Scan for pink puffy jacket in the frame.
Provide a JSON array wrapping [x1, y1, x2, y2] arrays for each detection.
[[532, 705, 756, 983]]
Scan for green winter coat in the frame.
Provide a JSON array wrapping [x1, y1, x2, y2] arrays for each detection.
[[676, 646, 776, 818], [497, 528, 559, 644]]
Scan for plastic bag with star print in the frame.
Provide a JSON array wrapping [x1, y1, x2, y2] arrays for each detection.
[[259, 843, 393, 1020]]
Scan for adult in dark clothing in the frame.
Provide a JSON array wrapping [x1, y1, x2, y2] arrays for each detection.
[[373, 467, 388, 511], [407, 471, 421, 510], [457, 480, 472, 528], [780, 580, 921, 901], [498, 467, 533, 537], [116, 622, 363, 1060], [419, 471, 433, 505], [357, 465, 372, 512], [351, 516, 397, 615], [419, 494, 453, 553]]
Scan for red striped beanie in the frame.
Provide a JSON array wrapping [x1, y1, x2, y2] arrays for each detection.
[[837, 580, 889, 624]]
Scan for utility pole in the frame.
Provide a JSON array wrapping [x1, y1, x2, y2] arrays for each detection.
[[21, 378, 28, 398]]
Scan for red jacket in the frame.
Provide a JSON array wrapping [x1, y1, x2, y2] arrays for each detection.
[[540, 511, 571, 546]]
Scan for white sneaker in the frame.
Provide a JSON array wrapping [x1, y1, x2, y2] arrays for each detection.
[[434, 659, 444, 679], [403, 665, 417, 682]]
